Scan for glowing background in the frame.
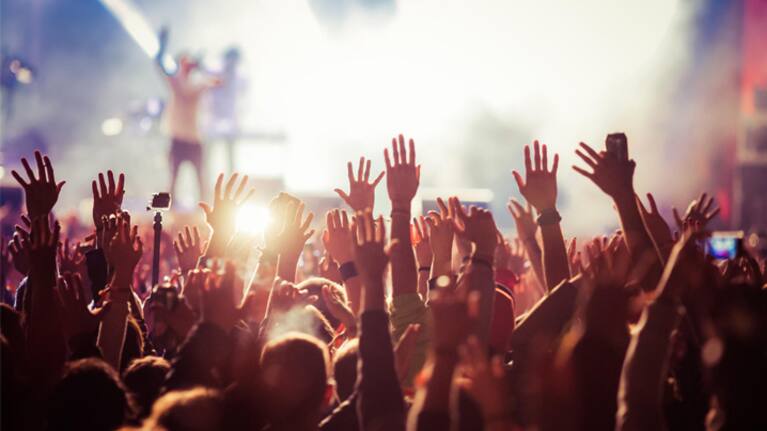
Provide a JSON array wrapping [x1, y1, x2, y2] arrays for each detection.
[[2, 0, 731, 235]]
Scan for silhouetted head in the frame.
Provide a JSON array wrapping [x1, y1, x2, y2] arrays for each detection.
[[332, 339, 358, 401], [47, 358, 133, 431], [123, 356, 171, 418], [260, 332, 333, 425], [141, 387, 224, 431]]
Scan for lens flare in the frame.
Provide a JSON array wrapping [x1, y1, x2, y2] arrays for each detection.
[[236, 203, 271, 235]]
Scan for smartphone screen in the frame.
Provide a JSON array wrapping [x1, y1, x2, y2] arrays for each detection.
[[706, 231, 744, 260]]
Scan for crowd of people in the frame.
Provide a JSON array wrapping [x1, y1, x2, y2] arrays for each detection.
[[1, 134, 765, 431]]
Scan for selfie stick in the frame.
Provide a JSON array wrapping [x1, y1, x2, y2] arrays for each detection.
[[152, 211, 162, 287]]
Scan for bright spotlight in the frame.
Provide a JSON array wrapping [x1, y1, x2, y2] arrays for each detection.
[[101, 118, 123, 136], [236, 203, 271, 234]]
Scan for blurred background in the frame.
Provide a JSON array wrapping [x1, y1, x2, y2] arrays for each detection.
[[1, 0, 766, 238]]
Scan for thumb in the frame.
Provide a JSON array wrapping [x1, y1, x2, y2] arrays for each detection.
[[198, 202, 212, 217], [334, 189, 351, 205]]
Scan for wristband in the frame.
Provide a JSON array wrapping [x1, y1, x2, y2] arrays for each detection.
[[536, 208, 562, 226], [418, 266, 431, 273], [339, 261, 359, 281]]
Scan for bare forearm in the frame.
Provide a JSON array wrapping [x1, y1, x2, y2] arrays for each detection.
[[613, 192, 657, 260], [540, 223, 569, 290], [460, 254, 495, 344], [97, 273, 131, 369], [26, 274, 67, 384], [523, 237, 546, 289], [390, 208, 417, 296], [276, 252, 300, 283]]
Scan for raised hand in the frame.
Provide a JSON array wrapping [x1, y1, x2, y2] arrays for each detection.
[[57, 238, 85, 276], [321, 284, 356, 334], [496, 237, 526, 275], [513, 140, 559, 212], [453, 203, 498, 257], [264, 276, 315, 318], [566, 238, 582, 275], [427, 198, 456, 261], [319, 259, 341, 289], [412, 216, 433, 269], [334, 157, 385, 212], [106, 213, 143, 284], [274, 201, 315, 258], [91, 171, 125, 228], [11, 150, 65, 218], [384, 134, 420, 210], [200, 262, 256, 332], [507, 198, 537, 242], [448, 197, 474, 258], [199, 173, 255, 244], [57, 272, 109, 338], [351, 210, 393, 287], [573, 141, 636, 199], [581, 235, 632, 290], [8, 223, 31, 275], [672, 192, 720, 231], [174, 225, 204, 273], [28, 216, 60, 273], [637, 193, 673, 250], [459, 335, 512, 425], [322, 209, 353, 264]]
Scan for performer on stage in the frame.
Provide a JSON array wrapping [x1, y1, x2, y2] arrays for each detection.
[[209, 47, 245, 174], [155, 28, 220, 200]]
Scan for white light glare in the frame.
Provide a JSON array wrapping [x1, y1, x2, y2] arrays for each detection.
[[101, 118, 123, 136], [236, 204, 271, 235]]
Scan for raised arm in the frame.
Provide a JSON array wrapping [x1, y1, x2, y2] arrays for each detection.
[[12, 152, 67, 386], [97, 213, 143, 369], [322, 209, 361, 314], [452, 201, 498, 345], [513, 141, 568, 291], [385, 134, 420, 297], [573, 141, 658, 266], [412, 286, 468, 430], [352, 210, 406, 431], [273, 201, 314, 283], [413, 216, 433, 298], [507, 198, 545, 287], [199, 173, 254, 260], [616, 231, 697, 431], [25, 216, 67, 388], [425, 199, 455, 282]]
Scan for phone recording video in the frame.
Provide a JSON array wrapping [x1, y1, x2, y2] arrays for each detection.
[[706, 231, 744, 260], [605, 133, 628, 161]]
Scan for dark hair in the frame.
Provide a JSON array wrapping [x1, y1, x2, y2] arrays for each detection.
[[332, 339, 358, 401], [123, 356, 171, 418], [47, 358, 134, 431], [260, 332, 330, 422], [141, 387, 224, 431]]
